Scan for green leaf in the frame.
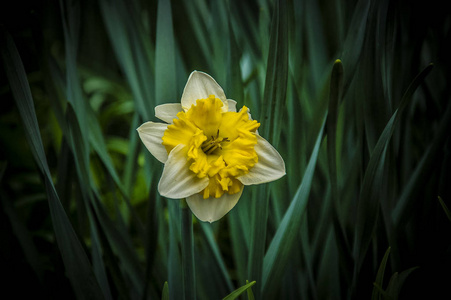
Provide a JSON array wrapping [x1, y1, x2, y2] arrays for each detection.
[[262, 115, 326, 294], [98, 0, 154, 120], [168, 201, 183, 300], [90, 190, 145, 296], [200, 222, 234, 292], [259, 0, 289, 147], [180, 200, 196, 300], [222, 281, 256, 300], [248, 0, 288, 297], [327, 59, 344, 199], [0, 28, 104, 299], [372, 247, 391, 300], [392, 99, 451, 226], [1, 190, 44, 283], [246, 280, 255, 300], [353, 63, 433, 280], [340, 0, 371, 99], [155, 0, 177, 105], [161, 282, 169, 300], [385, 267, 419, 299], [438, 196, 451, 222], [372, 283, 391, 299]]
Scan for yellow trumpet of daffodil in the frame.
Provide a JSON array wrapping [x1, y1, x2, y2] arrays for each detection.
[[137, 71, 285, 222]]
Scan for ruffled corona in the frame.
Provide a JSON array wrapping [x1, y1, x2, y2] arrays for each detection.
[[162, 95, 260, 199]]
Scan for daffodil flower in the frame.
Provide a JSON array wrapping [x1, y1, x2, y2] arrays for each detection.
[[137, 71, 285, 222]]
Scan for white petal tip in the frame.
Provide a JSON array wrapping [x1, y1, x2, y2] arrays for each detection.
[[186, 188, 243, 222]]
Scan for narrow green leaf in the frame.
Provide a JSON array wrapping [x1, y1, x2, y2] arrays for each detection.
[[161, 282, 169, 300], [340, 0, 371, 99], [326, 61, 351, 284], [259, 0, 289, 147], [372, 283, 391, 299], [353, 64, 433, 280], [98, 0, 154, 120], [181, 200, 196, 300], [226, 17, 244, 103], [246, 280, 255, 300], [90, 190, 145, 296], [1, 191, 44, 283], [168, 200, 183, 300], [143, 173, 162, 300], [200, 222, 234, 292], [90, 212, 114, 300], [228, 210, 248, 285], [248, 1, 288, 297], [155, 0, 177, 105], [222, 281, 256, 300], [123, 113, 141, 194], [93, 208, 132, 299], [0, 28, 104, 299], [392, 99, 451, 226], [262, 115, 326, 294], [438, 196, 451, 222], [372, 247, 391, 300], [88, 107, 146, 237], [327, 59, 343, 199], [385, 267, 419, 299]]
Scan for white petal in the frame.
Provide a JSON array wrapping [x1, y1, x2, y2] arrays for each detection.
[[186, 187, 244, 223], [155, 103, 182, 123], [227, 99, 237, 112], [237, 135, 286, 185], [181, 71, 228, 112], [137, 122, 168, 163], [158, 144, 209, 199]]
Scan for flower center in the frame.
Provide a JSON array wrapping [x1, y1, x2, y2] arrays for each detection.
[[162, 95, 260, 199], [201, 130, 229, 155]]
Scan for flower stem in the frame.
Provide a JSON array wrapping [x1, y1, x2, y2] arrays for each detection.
[[181, 199, 196, 300]]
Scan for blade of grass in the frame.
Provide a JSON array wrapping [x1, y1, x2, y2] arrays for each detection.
[[385, 267, 419, 298], [98, 0, 154, 120], [93, 206, 132, 299], [228, 209, 248, 285], [68, 104, 141, 298], [0, 28, 104, 299], [155, 0, 177, 105], [352, 63, 433, 288], [168, 200, 183, 300], [153, 1, 184, 298], [142, 172, 162, 300], [181, 200, 196, 300], [90, 189, 145, 297], [340, 0, 371, 100], [392, 97, 451, 227], [248, 1, 288, 297], [246, 280, 255, 300], [1, 190, 44, 283], [199, 222, 234, 292], [161, 282, 169, 300], [438, 197, 451, 222], [327, 59, 343, 206], [222, 281, 256, 300], [262, 115, 326, 294], [371, 246, 391, 300]]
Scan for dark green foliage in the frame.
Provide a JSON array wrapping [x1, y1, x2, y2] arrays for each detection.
[[1, 0, 450, 299]]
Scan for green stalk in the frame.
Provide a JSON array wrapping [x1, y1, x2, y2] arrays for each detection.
[[181, 199, 196, 300], [247, 0, 288, 297]]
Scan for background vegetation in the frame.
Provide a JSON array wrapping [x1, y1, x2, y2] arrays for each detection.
[[1, 0, 450, 299]]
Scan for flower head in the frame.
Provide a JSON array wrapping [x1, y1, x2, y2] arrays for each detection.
[[137, 71, 285, 222]]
